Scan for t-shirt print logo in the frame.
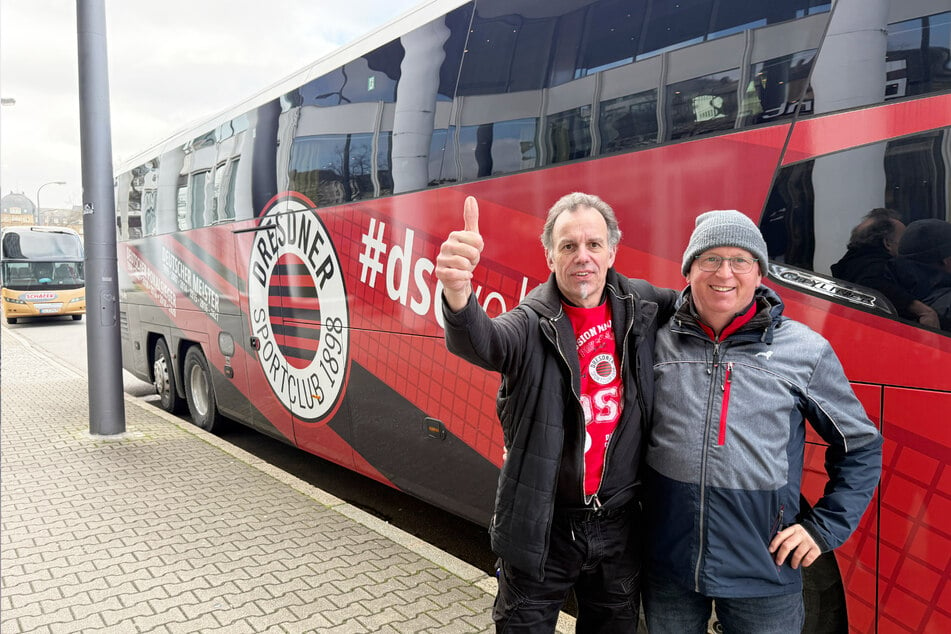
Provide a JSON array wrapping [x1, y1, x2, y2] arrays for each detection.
[[755, 350, 774, 360], [589, 353, 617, 385]]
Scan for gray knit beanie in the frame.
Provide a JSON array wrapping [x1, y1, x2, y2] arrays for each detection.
[[681, 210, 769, 275], [898, 219, 951, 264]]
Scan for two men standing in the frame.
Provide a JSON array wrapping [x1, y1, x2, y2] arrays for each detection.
[[435, 195, 882, 633]]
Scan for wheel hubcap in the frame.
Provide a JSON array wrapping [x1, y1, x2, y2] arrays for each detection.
[[154, 357, 170, 397], [190, 366, 209, 417]]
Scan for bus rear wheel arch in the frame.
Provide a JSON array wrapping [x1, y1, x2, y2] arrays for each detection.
[[183, 346, 222, 432]]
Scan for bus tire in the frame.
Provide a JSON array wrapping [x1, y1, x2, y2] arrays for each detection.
[[183, 346, 222, 432], [153, 338, 184, 414], [72, 314, 82, 321], [802, 549, 848, 633], [800, 494, 848, 634]]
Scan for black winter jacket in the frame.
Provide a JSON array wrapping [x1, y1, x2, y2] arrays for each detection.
[[442, 270, 675, 580]]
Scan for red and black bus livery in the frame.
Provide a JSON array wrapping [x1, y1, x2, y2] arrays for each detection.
[[115, 1, 951, 631]]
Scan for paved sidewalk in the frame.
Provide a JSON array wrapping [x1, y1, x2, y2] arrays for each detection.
[[0, 328, 576, 633]]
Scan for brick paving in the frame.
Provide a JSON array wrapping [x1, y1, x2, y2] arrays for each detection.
[[0, 327, 562, 633]]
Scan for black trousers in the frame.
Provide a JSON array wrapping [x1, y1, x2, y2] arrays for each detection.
[[493, 504, 642, 633]]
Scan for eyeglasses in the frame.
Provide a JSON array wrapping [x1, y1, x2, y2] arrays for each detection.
[[695, 254, 759, 274]]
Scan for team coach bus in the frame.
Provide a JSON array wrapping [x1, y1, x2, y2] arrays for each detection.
[[114, 0, 950, 631]]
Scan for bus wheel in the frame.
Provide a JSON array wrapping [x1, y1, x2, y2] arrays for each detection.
[[800, 493, 848, 633], [72, 315, 82, 321], [153, 338, 184, 414], [802, 549, 848, 633], [183, 346, 222, 432]]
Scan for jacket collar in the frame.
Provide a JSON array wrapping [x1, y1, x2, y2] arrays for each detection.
[[673, 284, 785, 341]]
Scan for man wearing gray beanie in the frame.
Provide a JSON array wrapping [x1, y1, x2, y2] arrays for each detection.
[[642, 210, 882, 634], [886, 218, 951, 330]]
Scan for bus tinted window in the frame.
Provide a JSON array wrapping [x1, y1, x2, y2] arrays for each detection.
[[457, 119, 537, 181], [711, 0, 830, 38], [667, 68, 741, 139], [298, 41, 403, 107], [547, 108, 591, 164], [456, 11, 553, 96], [742, 50, 817, 125], [812, 2, 951, 116], [886, 10, 951, 100], [119, 160, 159, 239], [764, 126, 951, 333], [571, 0, 647, 79], [599, 90, 659, 153], [640, 0, 714, 58], [289, 132, 393, 206], [2, 230, 83, 259]]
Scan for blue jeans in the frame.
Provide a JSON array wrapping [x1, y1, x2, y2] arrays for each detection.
[[644, 571, 804, 634], [493, 504, 641, 633]]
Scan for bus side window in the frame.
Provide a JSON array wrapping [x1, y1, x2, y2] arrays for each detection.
[[764, 126, 951, 333]]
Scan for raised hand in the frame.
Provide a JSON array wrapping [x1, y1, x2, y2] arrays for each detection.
[[435, 196, 484, 311]]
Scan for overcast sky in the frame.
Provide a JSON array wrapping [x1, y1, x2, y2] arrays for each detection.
[[0, 0, 421, 210]]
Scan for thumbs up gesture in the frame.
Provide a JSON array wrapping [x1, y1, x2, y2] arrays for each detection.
[[436, 196, 484, 311]]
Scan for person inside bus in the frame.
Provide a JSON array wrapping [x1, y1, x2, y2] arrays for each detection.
[[830, 208, 939, 328], [642, 210, 883, 634], [435, 192, 676, 632], [886, 218, 951, 331], [35, 263, 54, 284]]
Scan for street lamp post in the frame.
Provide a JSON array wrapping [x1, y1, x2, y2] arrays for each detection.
[[35, 180, 66, 225]]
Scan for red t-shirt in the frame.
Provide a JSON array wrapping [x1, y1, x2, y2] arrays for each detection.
[[563, 300, 622, 497]]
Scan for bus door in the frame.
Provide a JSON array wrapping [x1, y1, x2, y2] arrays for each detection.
[[241, 205, 355, 470], [232, 222, 296, 449]]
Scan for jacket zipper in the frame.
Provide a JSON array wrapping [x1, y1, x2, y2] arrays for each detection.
[[770, 505, 785, 536], [718, 362, 734, 445], [694, 339, 722, 590]]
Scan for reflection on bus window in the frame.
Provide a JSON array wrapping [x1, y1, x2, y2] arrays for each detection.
[[176, 180, 188, 231], [668, 69, 740, 139], [710, 0, 831, 39], [639, 0, 713, 59], [112, 0, 840, 218], [570, 0, 646, 80], [298, 43, 402, 107], [190, 171, 208, 229], [457, 119, 537, 181], [428, 128, 453, 185], [224, 159, 239, 221], [886, 11, 951, 100], [547, 107, 591, 164], [456, 11, 551, 96], [741, 50, 816, 126], [289, 133, 393, 206], [763, 125, 950, 333], [599, 91, 658, 153]]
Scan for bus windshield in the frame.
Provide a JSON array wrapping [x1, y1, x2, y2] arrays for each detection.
[[2, 229, 84, 259], [1, 229, 85, 291]]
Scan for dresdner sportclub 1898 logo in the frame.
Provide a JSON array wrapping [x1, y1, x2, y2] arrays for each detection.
[[248, 193, 349, 423]]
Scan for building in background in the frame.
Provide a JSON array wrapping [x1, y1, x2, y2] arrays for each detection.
[[1, 191, 84, 234]]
